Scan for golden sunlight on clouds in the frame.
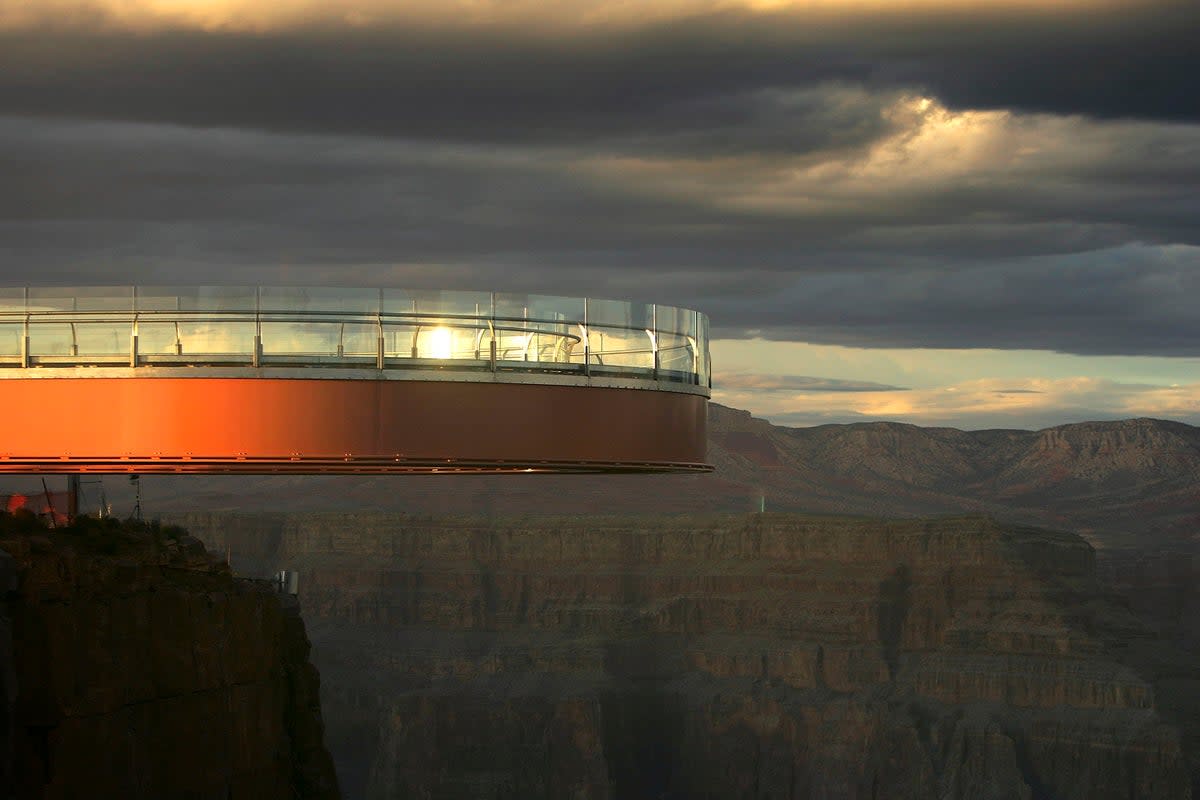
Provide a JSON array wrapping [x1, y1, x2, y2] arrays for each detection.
[[576, 93, 1173, 216], [713, 375, 1200, 429], [709, 340, 1200, 429], [738, 0, 1115, 10], [0, 0, 1137, 32]]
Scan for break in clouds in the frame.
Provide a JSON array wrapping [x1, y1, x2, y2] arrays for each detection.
[[1, 0, 1198, 426]]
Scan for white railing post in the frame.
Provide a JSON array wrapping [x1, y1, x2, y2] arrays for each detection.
[[253, 286, 262, 367], [129, 286, 138, 367], [376, 288, 385, 370], [583, 298, 590, 377], [489, 292, 497, 371], [650, 303, 659, 379]]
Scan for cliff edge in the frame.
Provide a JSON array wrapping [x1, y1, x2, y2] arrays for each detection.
[[0, 513, 340, 800]]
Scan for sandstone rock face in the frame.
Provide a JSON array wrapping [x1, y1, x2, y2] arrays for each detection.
[[0, 521, 340, 800], [177, 512, 1198, 799]]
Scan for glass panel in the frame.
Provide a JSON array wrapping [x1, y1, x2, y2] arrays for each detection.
[[137, 286, 257, 312], [582, 299, 654, 372], [261, 319, 380, 357], [380, 322, 416, 359], [140, 321, 251, 356], [656, 331, 694, 376], [75, 321, 129, 356], [654, 305, 699, 338], [137, 288, 255, 356], [382, 291, 490, 361], [137, 321, 183, 355], [259, 286, 380, 315], [586, 327, 654, 372], [494, 325, 534, 362], [184, 321, 255, 355], [526, 327, 581, 365], [412, 324, 484, 360], [261, 321, 338, 355], [383, 289, 491, 319], [493, 294, 583, 365], [699, 313, 711, 386], [134, 288, 184, 313], [0, 288, 25, 314], [27, 323, 74, 356], [653, 306, 702, 382], [0, 322, 22, 356], [339, 323, 380, 357], [27, 286, 134, 312], [136, 320, 255, 356], [494, 293, 584, 324], [585, 298, 652, 329]]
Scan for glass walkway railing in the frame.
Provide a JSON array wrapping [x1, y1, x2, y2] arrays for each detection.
[[0, 287, 711, 389]]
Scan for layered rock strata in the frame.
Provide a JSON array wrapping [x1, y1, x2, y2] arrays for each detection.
[[177, 511, 1198, 799], [0, 518, 340, 800]]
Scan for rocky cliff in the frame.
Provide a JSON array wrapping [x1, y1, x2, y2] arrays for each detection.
[[0, 513, 340, 800], [176, 511, 1199, 799]]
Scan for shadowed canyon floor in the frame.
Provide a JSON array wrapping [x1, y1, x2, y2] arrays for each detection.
[[176, 512, 1200, 799]]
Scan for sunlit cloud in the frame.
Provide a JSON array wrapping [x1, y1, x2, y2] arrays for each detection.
[[720, 371, 905, 392], [0, 0, 1161, 32], [710, 340, 1200, 429], [711, 339, 1200, 392], [715, 374, 1200, 430], [578, 94, 1198, 221]]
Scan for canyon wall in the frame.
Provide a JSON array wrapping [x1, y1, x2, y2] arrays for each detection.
[[0, 517, 340, 800], [176, 511, 1198, 799]]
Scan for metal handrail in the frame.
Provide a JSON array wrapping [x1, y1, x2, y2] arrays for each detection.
[[0, 288, 710, 387], [0, 306, 701, 335]]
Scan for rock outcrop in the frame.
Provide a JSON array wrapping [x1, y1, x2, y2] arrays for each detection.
[[0, 514, 340, 800], [177, 511, 1199, 799]]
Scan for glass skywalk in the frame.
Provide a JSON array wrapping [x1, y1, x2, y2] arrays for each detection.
[[0, 287, 710, 389]]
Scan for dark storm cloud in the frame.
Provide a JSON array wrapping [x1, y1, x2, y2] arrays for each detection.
[[0, 25, 881, 147], [0, 0, 1197, 150], [1, 1, 1198, 363], [721, 245, 1200, 356], [0, 107, 1197, 356]]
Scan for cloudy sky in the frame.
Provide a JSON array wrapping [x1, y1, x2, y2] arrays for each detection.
[[2, 0, 1198, 430]]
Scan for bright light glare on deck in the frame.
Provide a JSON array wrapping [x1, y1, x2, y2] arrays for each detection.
[[428, 327, 453, 359]]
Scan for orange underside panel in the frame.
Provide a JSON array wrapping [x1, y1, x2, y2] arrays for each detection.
[[0, 378, 709, 473]]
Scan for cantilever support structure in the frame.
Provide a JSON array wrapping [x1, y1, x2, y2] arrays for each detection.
[[0, 371, 709, 474]]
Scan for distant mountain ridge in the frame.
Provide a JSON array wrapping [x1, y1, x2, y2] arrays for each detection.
[[707, 405, 1200, 545], [116, 405, 1200, 548]]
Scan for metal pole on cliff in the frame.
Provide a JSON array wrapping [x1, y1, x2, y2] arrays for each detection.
[[130, 474, 142, 522], [67, 475, 80, 521], [41, 478, 57, 528]]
